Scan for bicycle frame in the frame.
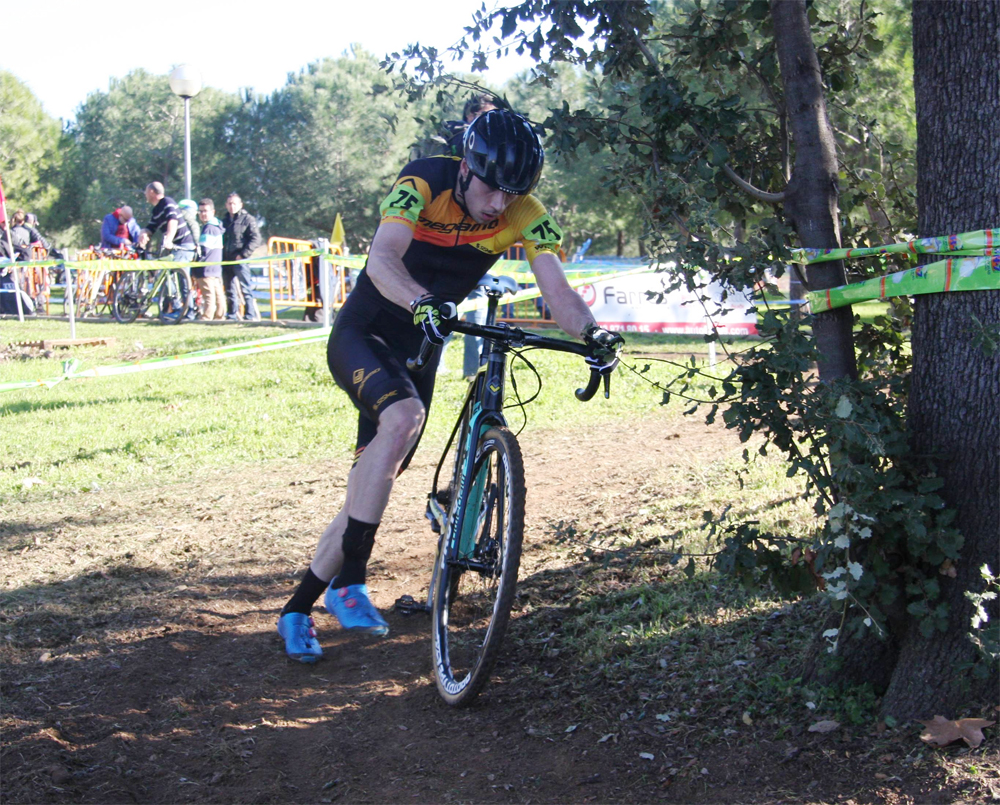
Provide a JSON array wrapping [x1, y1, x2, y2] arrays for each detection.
[[414, 278, 604, 608]]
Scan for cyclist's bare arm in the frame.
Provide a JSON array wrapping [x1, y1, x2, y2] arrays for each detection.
[[530, 251, 596, 339], [366, 221, 427, 310]]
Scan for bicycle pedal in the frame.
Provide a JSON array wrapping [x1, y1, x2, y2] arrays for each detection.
[[394, 594, 430, 615]]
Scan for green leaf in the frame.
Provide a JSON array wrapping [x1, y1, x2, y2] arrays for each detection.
[[835, 396, 853, 418]]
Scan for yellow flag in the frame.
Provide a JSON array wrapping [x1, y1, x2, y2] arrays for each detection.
[[331, 213, 345, 246]]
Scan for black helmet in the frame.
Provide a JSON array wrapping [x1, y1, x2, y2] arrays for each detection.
[[463, 110, 544, 195]]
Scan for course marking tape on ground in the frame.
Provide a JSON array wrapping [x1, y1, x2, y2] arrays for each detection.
[[0, 331, 330, 394]]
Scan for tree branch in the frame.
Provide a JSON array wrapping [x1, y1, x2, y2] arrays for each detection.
[[632, 30, 787, 205], [720, 163, 787, 203]]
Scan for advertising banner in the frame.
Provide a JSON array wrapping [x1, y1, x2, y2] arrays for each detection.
[[576, 271, 759, 336]]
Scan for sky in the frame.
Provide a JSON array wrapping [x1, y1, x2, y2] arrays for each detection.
[[4, 0, 536, 123]]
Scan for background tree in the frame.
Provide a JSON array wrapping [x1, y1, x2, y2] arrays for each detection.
[[238, 47, 417, 251], [65, 70, 241, 241], [877, 0, 999, 719], [0, 72, 64, 227], [504, 63, 644, 257]]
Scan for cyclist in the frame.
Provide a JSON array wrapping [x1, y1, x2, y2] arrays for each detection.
[[137, 182, 197, 264], [137, 183, 197, 319], [277, 109, 623, 662]]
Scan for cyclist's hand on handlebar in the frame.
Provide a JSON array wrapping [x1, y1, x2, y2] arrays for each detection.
[[411, 294, 458, 345], [583, 323, 625, 374]]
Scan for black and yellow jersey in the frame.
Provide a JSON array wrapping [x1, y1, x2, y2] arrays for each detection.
[[360, 155, 562, 307]]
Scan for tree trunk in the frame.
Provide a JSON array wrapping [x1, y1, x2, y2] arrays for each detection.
[[617, 229, 625, 257], [879, 0, 1000, 721], [771, 0, 858, 381]]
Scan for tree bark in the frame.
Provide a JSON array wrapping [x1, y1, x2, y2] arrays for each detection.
[[771, 0, 858, 381], [880, 0, 1000, 720]]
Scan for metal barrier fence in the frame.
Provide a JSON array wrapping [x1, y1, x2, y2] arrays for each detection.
[[265, 237, 349, 322], [23, 245, 52, 315]]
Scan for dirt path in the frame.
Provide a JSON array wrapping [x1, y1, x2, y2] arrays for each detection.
[[2, 413, 994, 803], [1, 412, 727, 802]]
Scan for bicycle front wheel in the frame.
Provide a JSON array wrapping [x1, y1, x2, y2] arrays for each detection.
[[431, 426, 526, 707], [112, 271, 149, 324], [157, 270, 189, 324]]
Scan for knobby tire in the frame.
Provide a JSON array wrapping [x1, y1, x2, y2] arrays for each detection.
[[112, 272, 148, 324], [431, 426, 526, 707]]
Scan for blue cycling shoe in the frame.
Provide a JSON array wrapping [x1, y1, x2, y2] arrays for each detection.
[[325, 584, 389, 636], [277, 612, 324, 663]]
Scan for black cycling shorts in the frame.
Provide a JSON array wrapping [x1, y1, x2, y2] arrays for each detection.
[[326, 277, 441, 470]]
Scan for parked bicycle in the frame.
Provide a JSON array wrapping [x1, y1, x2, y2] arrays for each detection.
[[399, 274, 619, 706], [111, 249, 190, 324], [70, 245, 136, 319]]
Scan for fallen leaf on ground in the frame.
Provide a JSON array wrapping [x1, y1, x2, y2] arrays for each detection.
[[639, 752, 655, 760], [808, 720, 841, 733], [919, 715, 995, 748]]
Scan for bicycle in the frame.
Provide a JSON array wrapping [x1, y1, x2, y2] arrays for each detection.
[[400, 274, 618, 707], [111, 249, 190, 324]]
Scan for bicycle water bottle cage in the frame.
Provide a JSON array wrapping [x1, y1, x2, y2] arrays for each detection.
[[478, 274, 519, 298]]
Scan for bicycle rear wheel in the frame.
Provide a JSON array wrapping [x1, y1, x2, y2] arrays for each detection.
[[112, 271, 149, 324], [431, 426, 525, 707], [156, 270, 189, 324]]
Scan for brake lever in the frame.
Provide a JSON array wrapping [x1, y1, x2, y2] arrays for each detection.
[[575, 368, 602, 401]]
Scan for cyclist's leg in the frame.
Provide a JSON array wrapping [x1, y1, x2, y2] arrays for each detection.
[[280, 305, 434, 642]]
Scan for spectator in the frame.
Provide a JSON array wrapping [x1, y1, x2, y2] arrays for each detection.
[[222, 193, 262, 321], [100, 206, 141, 250], [0, 233, 32, 315], [194, 199, 226, 320], [443, 92, 499, 156], [178, 199, 201, 253], [8, 210, 50, 260]]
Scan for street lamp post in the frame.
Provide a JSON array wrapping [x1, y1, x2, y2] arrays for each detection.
[[168, 65, 203, 200]]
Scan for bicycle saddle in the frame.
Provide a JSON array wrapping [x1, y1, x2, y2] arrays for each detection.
[[477, 274, 519, 296]]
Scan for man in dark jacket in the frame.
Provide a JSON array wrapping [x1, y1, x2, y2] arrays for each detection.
[[222, 193, 262, 321], [8, 210, 50, 260]]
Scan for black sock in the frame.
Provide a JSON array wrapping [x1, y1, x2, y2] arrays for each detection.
[[281, 567, 330, 616], [330, 517, 380, 589]]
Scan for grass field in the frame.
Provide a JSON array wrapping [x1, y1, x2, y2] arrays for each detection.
[[0, 317, 750, 504]]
